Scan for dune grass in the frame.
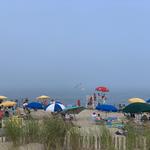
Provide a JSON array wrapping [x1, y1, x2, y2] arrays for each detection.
[[2, 119, 132, 150], [100, 126, 115, 150], [5, 118, 23, 146], [41, 118, 72, 150], [4, 116, 150, 150]]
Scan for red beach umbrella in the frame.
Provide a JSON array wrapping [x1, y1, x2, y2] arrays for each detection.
[[95, 86, 109, 92]]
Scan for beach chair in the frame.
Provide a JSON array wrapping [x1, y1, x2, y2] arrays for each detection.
[[95, 118, 105, 125]]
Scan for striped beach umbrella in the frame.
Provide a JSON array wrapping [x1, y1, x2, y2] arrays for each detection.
[[46, 102, 66, 112]]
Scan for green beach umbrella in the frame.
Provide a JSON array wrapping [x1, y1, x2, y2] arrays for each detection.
[[123, 102, 150, 113], [64, 106, 85, 114]]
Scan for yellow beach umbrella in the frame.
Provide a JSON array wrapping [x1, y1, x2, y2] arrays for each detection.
[[36, 95, 50, 100], [128, 98, 145, 103], [0, 101, 16, 107], [0, 96, 7, 100]]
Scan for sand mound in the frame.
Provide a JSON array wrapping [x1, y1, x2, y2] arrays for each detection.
[[30, 110, 52, 120], [0, 143, 44, 150]]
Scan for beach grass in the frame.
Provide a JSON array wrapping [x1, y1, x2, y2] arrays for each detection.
[[99, 126, 115, 150], [41, 117, 72, 150], [2, 119, 131, 150], [5, 118, 23, 146], [4, 116, 150, 150]]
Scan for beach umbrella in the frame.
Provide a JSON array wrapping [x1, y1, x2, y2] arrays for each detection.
[[95, 86, 109, 92], [63, 106, 85, 114], [128, 98, 145, 103], [96, 104, 118, 112], [123, 102, 150, 113], [0, 101, 16, 107], [36, 95, 50, 100], [0, 96, 7, 100], [146, 99, 150, 103], [46, 102, 66, 112], [27, 102, 44, 109]]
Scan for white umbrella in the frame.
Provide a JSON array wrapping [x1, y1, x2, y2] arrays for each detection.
[[46, 102, 65, 112]]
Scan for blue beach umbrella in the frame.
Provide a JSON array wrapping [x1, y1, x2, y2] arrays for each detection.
[[46, 102, 66, 112], [44, 101, 63, 110], [96, 104, 118, 112], [146, 99, 150, 103], [27, 102, 44, 109]]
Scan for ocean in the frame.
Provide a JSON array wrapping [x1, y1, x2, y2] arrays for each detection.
[[0, 88, 150, 106]]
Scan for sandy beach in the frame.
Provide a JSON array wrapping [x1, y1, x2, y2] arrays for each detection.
[[0, 109, 126, 150]]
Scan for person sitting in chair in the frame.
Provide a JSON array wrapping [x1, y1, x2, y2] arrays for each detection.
[[96, 114, 102, 120]]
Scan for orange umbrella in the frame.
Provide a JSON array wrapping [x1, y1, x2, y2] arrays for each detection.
[[0, 101, 16, 107], [36, 95, 50, 100]]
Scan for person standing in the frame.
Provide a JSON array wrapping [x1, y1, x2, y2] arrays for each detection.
[[76, 99, 81, 106]]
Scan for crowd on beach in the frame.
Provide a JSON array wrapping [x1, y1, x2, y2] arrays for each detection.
[[0, 103, 18, 119], [0, 91, 150, 135]]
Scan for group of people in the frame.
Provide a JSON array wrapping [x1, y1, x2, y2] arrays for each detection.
[[126, 112, 150, 123], [0, 99, 19, 119], [87, 92, 109, 109], [0, 105, 18, 119]]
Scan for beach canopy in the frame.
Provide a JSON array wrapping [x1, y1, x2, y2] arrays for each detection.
[[46, 102, 65, 112], [0, 101, 16, 107], [63, 106, 85, 114], [0, 96, 7, 100], [128, 98, 145, 103], [123, 102, 150, 113], [27, 102, 44, 109], [96, 104, 118, 112], [95, 86, 109, 92], [36, 95, 50, 100]]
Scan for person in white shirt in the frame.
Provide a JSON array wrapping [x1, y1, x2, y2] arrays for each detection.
[[91, 112, 97, 121]]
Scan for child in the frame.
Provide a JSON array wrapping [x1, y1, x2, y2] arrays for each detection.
[[91, 112, 97, 121]]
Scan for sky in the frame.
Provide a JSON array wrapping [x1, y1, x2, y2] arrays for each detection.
[[0, 0, 150, 99]]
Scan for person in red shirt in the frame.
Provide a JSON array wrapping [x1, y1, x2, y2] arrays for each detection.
[[76, 99, 81, 106], [0, 106, 4, 120]]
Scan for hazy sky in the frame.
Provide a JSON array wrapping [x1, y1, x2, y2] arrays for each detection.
[[0, 0, 150, 92]]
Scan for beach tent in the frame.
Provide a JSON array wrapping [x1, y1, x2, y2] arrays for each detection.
[[27, 102, 44, 109], [123, 102, 150, 113], [96, 104, 118, 112], [46, 102, 65, 112], [0, 101, 16, 107], [63, 106, 85, 114], [128, 98, 145, 103]]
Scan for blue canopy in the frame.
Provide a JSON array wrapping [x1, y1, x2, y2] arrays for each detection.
[[96, 104, 118, 112], [27, 102, 44, 109]]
